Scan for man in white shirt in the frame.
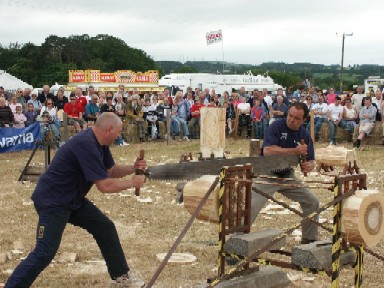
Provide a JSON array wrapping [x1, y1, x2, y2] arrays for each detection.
[[308, 93, 328, 141], [327, 96, 344, 145], [237, 96, 252, 138]]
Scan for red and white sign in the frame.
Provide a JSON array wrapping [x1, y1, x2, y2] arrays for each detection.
[[100, 73, 116, 82], [69, 71, 86, 82], [206, 30, 222, 45]]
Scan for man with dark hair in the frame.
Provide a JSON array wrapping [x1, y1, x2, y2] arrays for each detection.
[[251, 102, 319, 244], [5, 112, 147, 287]]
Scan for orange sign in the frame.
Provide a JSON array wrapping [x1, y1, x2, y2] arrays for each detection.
[[69, 70, 158, 84], [100, 73, 116, 82], [69, 70, 86, 82]]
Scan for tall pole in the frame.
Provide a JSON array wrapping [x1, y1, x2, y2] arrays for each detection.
[[340, 33, 345, 94], [339, 32, 353, 94], [221, 30, 225, 74]]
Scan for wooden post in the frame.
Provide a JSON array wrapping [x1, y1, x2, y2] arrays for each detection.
[[233, 108, 240, 139], [200, 107, 226, 158], [166, 108, 171, 145], [62, 112, 69, 141], [310, 109, 315, 143], [249, 139, 261, 157]]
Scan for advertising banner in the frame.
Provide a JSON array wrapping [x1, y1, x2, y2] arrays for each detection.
[[0, 123, 42, 153]]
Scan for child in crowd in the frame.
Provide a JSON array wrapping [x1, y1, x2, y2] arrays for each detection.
[[250, 98, 266, 139], [14, 105, 27, 128], [23, 103, 38, 127]]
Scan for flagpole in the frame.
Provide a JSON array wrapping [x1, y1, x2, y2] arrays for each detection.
[[221, 29, 225, 74]]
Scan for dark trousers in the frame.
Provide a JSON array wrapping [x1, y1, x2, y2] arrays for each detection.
[[5, 199, 129, 288], [238, 114, 252, 137]]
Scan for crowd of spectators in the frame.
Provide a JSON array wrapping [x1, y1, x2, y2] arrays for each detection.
[[1, 83, 383, 147]]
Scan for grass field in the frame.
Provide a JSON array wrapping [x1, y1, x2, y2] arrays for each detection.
[[0, 139, 383, 287]]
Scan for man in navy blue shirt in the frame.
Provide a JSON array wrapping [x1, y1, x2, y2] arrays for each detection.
[[251, 102, 319, 244], [5, 112, 147, 288]]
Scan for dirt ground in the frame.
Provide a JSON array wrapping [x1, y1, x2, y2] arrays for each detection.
[[0, 139, 383, 287]]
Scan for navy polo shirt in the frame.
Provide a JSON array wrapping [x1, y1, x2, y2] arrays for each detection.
[[262, 119, 314, 160], [32, 128, 115, 209]]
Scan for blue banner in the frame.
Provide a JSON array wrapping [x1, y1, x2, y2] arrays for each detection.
[[0, 123, 42, 153]]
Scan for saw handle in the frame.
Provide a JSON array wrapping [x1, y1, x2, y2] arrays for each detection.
[[300, 139, 308, 177], [134, 149, 145, 196]]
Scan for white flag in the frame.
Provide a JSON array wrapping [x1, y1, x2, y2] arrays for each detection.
[[206, 30, 222, 46]]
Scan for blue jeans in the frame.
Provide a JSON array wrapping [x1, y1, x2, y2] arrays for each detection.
[[307, 117, 325, 140], [253, 121, 263, 139], [170, 115, 189, 136], [340, 120, 357, 134], [328, 120, 342, 142], [5, 199, 129, 287], [262, 118, 269, 139]]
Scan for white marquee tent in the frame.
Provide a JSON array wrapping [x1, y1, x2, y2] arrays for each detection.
[[0, 70, 33, 92]]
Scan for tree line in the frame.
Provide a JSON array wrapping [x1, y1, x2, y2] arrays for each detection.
[[1, 34, 382, 91], [0, 34, 160, 88]]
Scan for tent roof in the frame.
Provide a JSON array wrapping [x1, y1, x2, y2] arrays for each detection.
[[0, 70, 33, 92]]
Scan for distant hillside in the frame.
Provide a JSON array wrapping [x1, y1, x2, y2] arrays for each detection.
[[156, 60, 383, 90]]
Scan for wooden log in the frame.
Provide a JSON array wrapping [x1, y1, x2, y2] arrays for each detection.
[[341, 190, 384, 247], [183, 175, 220, 223], [315, 146, 356, 167], [200, 107, 226, 158]]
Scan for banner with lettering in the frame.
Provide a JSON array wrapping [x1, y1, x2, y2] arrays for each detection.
[[206, 29, 223, 45], [0, 123, 42, 153]]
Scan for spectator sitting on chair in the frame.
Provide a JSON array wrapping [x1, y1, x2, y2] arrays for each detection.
[[170, 91, 190, 141], [101, 97, 115, 114], [237, 95, 252, 138], [354, 97, 377, 148], [37, 85, 54, 104], [27, 93, 42, 113], [40, 99, 61, 139], [9, 96, 18, 115], [250, 98, 266, 139], [124, 94, 146, 142], [114, 94, 126, 120], [13, 104, 27, 128], [224, 100, 236, 134], [64, 96, 87, 133], [53, 90, 68, 111], [341, 98, 358, 142], [85, 95, 100, 123], [270, 95, 288, 125], [74, 87, 88, 112], [307, 93, 328, 141], [188, 97, 202, 139], [327, 96, 344, 145], [0, 96, 14, 127], [24, 103, 38, 127]]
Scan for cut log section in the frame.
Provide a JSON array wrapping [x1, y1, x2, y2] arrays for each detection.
[[315, 146, 356, 167], [341, 190, 384, 247], [156, 252, 197, 264], [183, 175, 220, 223]]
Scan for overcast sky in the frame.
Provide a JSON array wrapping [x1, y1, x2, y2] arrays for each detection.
[[1, 0, 384, 66]]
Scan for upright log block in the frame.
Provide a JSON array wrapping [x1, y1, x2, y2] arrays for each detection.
[[341, 190, 384, 247], [200, 107, 226, 158]]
